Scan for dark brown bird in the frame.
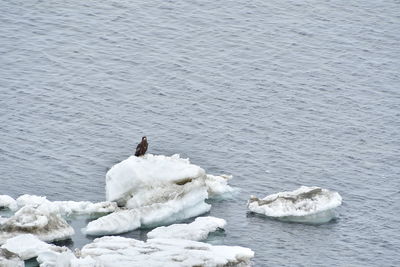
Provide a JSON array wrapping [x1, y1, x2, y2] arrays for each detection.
[[135, 136, 148, 156]]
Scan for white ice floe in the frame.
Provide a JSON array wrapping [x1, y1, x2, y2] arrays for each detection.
[[0, 248, 24, 267], [205, 174, 234, 197], [80, 236, 254, 267], [1, 234, 68, 261], [86, 154, 232, 235], [248, 186, 342, 224], [16, 194, 117, 216], [0, 195, 18, 211], [84, 185, 211, 236], [147, 216, 226, 241], [0, 204, 74, 244]]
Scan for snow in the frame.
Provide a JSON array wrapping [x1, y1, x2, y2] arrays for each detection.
[[80, 236, 254, 267], [85, 154, 231, 236], [247, 186, 342, 224], [0, 204, 74, 244], [147, 216, 226, 241], [1, 234, 68, 260], [0, 248, 24, 267], [0, 195, 18, 211]]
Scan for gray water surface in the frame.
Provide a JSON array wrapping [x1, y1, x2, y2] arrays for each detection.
[[1, 0, 400, 266]]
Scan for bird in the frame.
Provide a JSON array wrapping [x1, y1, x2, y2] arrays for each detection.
[[135, 136, 148, 157]]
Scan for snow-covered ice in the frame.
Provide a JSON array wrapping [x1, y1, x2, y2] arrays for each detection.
[[0, 248, 24, 267], [205, 174, 234, 197], [248, 186, 342, 224], [86, 154, 232, 235], [80, 236, 254, 267], [0, 204, 74, 244], [0, 195, 17, 211], [85, 185, 211, 235], [84, 209, 141, 236], [105, 154, 231, 205], [0, 194, 118, 244], [1, 234, 68, 260], [16, 194, 117, 216], [147, 216, 226, 241]]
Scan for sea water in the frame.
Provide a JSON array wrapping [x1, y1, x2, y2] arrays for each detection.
[[1, 0, 399, 265]]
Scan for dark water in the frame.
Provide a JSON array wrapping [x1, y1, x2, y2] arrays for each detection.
[[1, 0, 399, 266]]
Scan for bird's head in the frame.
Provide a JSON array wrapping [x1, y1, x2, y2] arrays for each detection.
[[142, 136, 147, 140]]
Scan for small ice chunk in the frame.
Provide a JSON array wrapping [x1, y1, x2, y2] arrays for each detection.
[[0, 195, 18, 211], [0, 248, 24, 267], [0, 204, 74, 244], [80, 236, 254, 267], [248, 186, 342, 224], [147, 216, 226, 241], [205, 174, 234, 197], [1, 234, 67, 260], [16, 194, 117, 216]]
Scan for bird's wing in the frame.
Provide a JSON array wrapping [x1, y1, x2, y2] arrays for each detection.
[[135, 143, 141, 153]]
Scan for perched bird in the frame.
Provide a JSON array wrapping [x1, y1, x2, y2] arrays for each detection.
[[135, 136, 148, 156]]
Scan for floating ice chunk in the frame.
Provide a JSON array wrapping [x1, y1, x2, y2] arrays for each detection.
[[0, 248, 24, 267], [0, 195, 18, 211], [88, 154, 232, 235], [147, 216, 226, 241], [85, 185, 210, 235], [80, 236, 254, 267], [248, 186, 342, 224], [205, 174, 234, 197], [0, 204, 74, 244], [105, 154, 206, 205], [1, 234, 68, 260], [16, 195, 117, 217]]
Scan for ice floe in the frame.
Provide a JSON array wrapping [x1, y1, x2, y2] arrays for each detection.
[[16, 194, 117, 217], [205, 174, 234, 197], [85, 154, 232, 235], [147, 216, 226, 241], [80, 236, 254, 267], [1, 234, 68, 260], [0, 204, 74, 244], [0, 194, 117, 244], [248, 186, 342, 224], [0, 195, 17, 211]]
